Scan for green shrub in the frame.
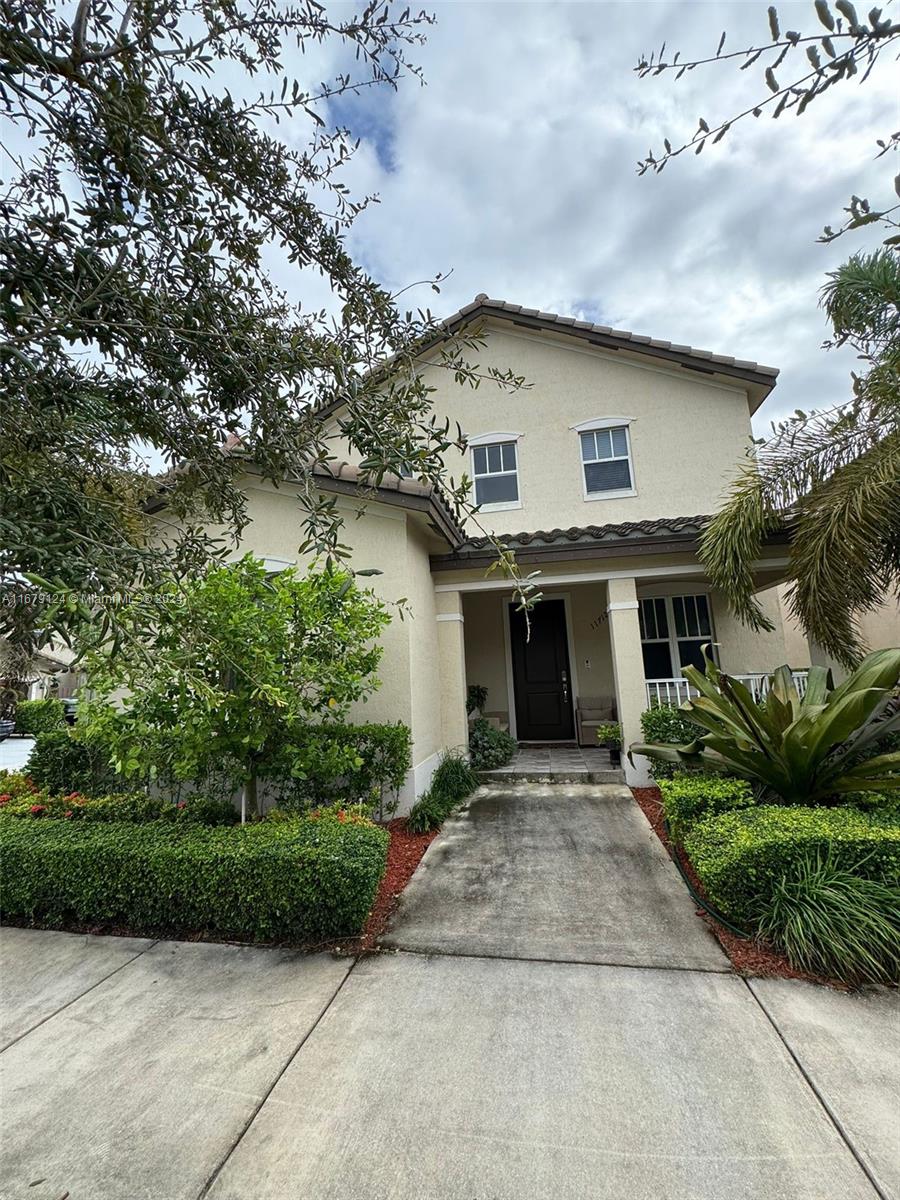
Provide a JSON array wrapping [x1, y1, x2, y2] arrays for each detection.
[[594, 721, 622, 749], [685, 805, 900, 924], [406, 750, 479, 832], [431, 750, 478, 802], [466, 683, 488, 716], [406, 789, 446, 833], [15, 698, 66, 735], [632, 651, 900, 803], [754, 849, 900, 984], [469, 719, 516, 771], [26, 730, 121, 795], [0, 809, 388, 941], [0, 788, 238, 825], [274, 722, 412, 819], [659, 773, 755, 845], [638, 705, 702, 780]]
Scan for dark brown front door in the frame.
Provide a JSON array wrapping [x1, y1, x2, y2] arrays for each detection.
[[509, 599, 574, 741]]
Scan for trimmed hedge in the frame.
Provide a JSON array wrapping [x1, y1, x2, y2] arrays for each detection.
[[469, 719, 516, 771], [659, 773, 755, 845], [685, 805, 900, 924], [15, 698, 66, 735], [0, 810, 389, 941], [639, 705, 702, 780]]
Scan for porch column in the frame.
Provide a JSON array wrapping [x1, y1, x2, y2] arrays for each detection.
[[436, 591, 469, 751], [607, 577, 650, 786], [807, 637, 847, 685]]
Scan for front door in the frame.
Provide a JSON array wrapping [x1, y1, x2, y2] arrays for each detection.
[[509, 599, 575, 740]]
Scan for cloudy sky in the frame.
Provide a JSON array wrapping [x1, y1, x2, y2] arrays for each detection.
[[290, 0, 897, 433]]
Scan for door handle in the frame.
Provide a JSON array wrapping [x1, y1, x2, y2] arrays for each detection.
[[561, 670, 569, 701]]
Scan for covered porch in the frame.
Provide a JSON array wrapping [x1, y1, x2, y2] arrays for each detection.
[[429, 518, 806, 785]]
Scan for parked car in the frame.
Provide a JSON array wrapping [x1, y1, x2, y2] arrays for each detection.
[[0, 718, 15, 741], [62, 697, 79, 725]]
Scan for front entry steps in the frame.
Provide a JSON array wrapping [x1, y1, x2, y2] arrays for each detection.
[[479, 744, 626, 786]]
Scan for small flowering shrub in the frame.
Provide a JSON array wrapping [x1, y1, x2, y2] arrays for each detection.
[[0, 779, 238, 825], [0, 770, 47, 803], [0, 809, 389, 941]]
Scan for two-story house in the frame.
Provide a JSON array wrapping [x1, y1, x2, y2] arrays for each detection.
[[178, 295, 897, 802]]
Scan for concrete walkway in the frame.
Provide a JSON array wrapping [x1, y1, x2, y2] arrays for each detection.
[[382, 783, 727, 969], [1, 785, 897, 1200]]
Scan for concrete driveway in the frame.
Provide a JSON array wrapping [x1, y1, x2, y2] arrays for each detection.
[[0, 737, 35, 773], [1, 784, 897, 1200]]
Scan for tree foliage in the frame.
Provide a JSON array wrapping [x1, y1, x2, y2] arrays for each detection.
[[636, 1, 900, 245], [81, 557, 390, 816], [635, 2, 900, 662], [700, 248, 900, 661], [0, 0, 527, 663]]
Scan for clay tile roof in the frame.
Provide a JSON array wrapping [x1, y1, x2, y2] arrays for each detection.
[[459, 515, 713, 552], [311, 461, 466, 546], [442, 296, 779, 383]]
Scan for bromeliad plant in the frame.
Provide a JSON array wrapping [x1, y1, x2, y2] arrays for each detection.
[[630, 648, 900, 806]]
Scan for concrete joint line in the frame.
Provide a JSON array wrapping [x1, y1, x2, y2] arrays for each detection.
[[381, 945, 732, 977], [196, 956, 358, 1200], [743, 978, 889, 1200], [0, 938, 160, 1055]]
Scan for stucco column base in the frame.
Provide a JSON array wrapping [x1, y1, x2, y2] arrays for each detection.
[[607, 578, 651, 786], [436, 590, 469, 752]]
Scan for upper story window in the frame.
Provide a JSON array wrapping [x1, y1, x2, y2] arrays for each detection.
[[470, 435, 521, 510], [571, 417, 636, 500], [580, 426, 632, 495]]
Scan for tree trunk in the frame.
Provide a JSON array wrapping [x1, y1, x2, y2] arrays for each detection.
[[241, 774, 260, 825]]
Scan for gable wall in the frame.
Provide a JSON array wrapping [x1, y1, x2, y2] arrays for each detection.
[[324, 324, 756, 537]]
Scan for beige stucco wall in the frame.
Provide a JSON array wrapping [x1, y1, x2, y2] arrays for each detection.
[[706, 588, 789, 675], [156, 479, 454, 808], [774, 584, 900, 665], [327, 322, 756, 535]]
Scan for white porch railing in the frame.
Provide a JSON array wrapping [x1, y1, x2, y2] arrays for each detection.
[[645, 671, 809, 708]]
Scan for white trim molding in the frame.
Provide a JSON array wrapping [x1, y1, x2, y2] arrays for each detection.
[[436, 612, 464, 623], [434, 557, 791, 594], [570, 416, 635, 433], [466, 430, 524, 446], [607, 600, 640, 613]]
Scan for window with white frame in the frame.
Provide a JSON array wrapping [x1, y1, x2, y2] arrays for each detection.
[[580, 425, 633, 495], [639, 594, 714, 678], [472, 440, 519, 507]]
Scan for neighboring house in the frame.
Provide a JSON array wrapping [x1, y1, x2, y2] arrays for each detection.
[[0, 638, 84, 705], [153, 295, 897, 799]]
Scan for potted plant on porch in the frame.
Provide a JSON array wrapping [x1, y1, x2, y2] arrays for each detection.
[[466, 684, 488, 720], [595, 721, 622, 767]]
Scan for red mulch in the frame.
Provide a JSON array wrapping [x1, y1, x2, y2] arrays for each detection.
[[631, 786, 844, 987], [342, 818, 438, 954]]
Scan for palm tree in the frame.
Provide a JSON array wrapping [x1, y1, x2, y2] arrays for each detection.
[[700, 248, 900, 666]]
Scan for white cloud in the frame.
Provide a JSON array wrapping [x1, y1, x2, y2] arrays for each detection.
[[310, 0, 896, 431]]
